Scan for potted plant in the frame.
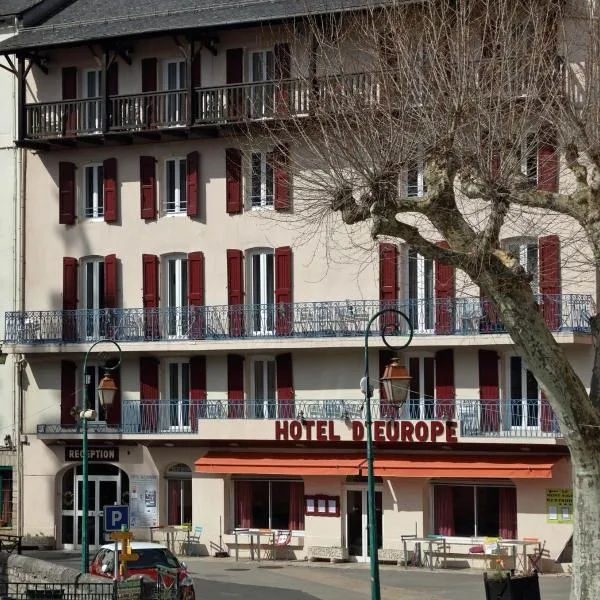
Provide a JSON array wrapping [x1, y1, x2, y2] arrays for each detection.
[[483, 571, 542, 600]]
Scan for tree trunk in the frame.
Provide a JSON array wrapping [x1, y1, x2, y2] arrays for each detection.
[[571, 440, 600, 600]]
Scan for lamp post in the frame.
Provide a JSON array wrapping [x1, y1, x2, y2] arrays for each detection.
[[362, 308, 413, 600], [81, 339, 122, 574]]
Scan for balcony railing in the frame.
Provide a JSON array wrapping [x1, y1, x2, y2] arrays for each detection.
[[23, 72, 382, 139], [36, 398, 560, 438], [4, 295, 593, 345]]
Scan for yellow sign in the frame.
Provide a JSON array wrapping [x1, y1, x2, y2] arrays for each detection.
[[110, 531, 133, 541], [119, 553, 139, 562], [546, 488, 573, 524]]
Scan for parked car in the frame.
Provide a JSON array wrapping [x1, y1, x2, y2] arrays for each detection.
[[90, 541, 195, 600]]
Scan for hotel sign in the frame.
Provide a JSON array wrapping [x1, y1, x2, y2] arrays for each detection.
[[274, 420, 458, 443], [65, 446, 119, 461]]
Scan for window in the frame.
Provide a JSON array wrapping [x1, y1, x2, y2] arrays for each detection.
[[84, 164, 104, 219], [81, 258, 105, 339], [0, 469, 12, 527], [249, 152, 274, 209], [168, 363, 190, 430], [249, 250, 274, 334], [521, 134, 538, 187], [249, 50, 275, 117], [509, 356, 540, 429], [166, 463, 192, 526], [165, 158, 187, 214], [406, 161, 427, 197], [83, 69, 101, 131], [234, 479, 304, 530], [503, 237, 538, 293], [407, 356, 435, 419], [84, 365, 108, 422], [252, 358, 276, 418], [164, 60, 186, 124], [433, 483, 516, 538], [165, 256, 188, 337], [407, 249, 434, 332]]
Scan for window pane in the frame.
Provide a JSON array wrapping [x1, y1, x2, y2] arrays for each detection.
[[166, 161, 176, 212], [85, 167, 94, 216], [86, 263, 94, 310], [251, 481, 269, 529], [168, 260, 177, 307], [251, 153, 262, 206], [526, 369, 539, 426], [510, 357, 522, 399], [182, 479, 192, 524], [167, 63, 177, 90], [97, 165, 104, 216], [179, 61, 186, 88], [407, 164, 418, 196], [265, 51, 275, 80], [266, 254, 274, 306], [181, 258, 188, 307], [476, 487, 500, 537], [170, 364, 179, 398], [179, 159, 187, 211], [252, 53, 263, 82], [252, 255, 261, 305], [271, 481, 291, 529], [452, 486, 475, 537], [254, 361, 264, 400], [265, 159, 274, 206]]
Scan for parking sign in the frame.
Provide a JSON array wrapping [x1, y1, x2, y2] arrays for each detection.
[[103, 505, 130, 532]]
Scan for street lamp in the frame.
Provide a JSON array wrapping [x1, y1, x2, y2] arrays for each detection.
[[81, 339, 122, 573], [362, 308, 413, 600]]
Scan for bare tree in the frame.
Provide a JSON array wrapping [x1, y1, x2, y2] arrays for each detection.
[[241, 0, 600, 597]]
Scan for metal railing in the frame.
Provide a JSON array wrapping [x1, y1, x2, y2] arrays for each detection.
[[5, 295, 593, 345], [0, 579, 142, 599], [37, 398, 560, 438]]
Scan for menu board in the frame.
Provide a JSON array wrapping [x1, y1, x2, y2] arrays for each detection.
[[130, 475, 158, 528], [546, 488, 573, 524]]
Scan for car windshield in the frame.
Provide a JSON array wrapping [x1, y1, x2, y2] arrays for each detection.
[[120, 548, 180, 570]]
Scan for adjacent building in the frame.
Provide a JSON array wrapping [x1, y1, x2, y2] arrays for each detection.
[[0, 0, 588, 568]]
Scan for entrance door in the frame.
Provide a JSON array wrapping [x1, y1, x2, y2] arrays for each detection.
[[75, 474, 120, 548], [346, 488, 382, 562]]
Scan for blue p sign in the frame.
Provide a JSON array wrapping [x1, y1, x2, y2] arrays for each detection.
[[104, 505, 130, 532]]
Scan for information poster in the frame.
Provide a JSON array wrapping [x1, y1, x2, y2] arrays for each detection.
[[546, 488, 573, 524], [130, 475, 158, 528]]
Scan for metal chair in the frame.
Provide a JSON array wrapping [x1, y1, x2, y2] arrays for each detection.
[[263, 530, 292, 560], [527, 540, 549, 573], [183, 526, 203, 556]]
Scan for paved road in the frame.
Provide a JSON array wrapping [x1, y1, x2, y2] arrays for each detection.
[[27, 551, 571, 600]]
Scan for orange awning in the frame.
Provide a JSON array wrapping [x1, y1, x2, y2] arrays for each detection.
[[372, 455, 558, 479], [195, 452, 560, 479], [195, 452, 364, 476]]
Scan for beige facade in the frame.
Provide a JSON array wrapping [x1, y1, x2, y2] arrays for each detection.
[[0, 1, 592, 572]]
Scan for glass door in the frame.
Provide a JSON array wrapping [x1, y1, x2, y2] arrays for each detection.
[[346, 488, 382, 562], [75, 475, 120, 548]]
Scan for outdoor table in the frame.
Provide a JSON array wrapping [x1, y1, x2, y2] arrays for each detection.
[[402, 537, 447, 570], [233, 528, 276, 562], [498, 539, 542, 573], [149, 526, 190, 555]]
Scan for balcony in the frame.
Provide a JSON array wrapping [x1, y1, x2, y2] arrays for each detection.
[[36, 398, 560, 439], [22, 72, 380, 145], [4, 295, 593, 345]]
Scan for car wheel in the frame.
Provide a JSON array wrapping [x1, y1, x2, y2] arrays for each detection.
[[181, 587, 195, 600]]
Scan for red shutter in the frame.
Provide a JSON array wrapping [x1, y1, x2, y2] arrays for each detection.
[[540, 391, 555, 433], [227, 354, 244, 418], [226, 48, 244, 119], [60, 360, 77, 426], [275, 246, 292, 336], [62, 67, 77, 135], [105, 363, 121, 426], [103, 158, 118, 223], [59, 162, 76, 225], [190, 355, 207, 432], [186, 151, 200, 217], [227, 249, 244, 336], [274, 42, 291, 113], [537, 143, 558, 192], [479, 349, 499, 432], [435, 349, 455, 419], [274, 145, 290, 211], [539, 235, 561, 329], [188, 252, 205, 339], [141, 58, 157, 92], [140, 156, 157, 219], [379, 349, 396, 418], [62, 257, 78, 341], [379, 243, 398, 331], [276, 353, 294, 418], [140, 356, 159, 432], [107, 62, 119, 96], [142, 254, 159, 339], [225, 148, 242, 214], [104, 254, 118, 309], [491, 152, 500, 179], [434, 241, 455, 334]]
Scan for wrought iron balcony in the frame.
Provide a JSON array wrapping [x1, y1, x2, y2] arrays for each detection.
[[36, 398, 560, 438], [4, 295, 593, 345], [22, 71, 381, 141]]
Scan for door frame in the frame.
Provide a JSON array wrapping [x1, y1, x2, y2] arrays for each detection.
[[344, 484, 383, 563]]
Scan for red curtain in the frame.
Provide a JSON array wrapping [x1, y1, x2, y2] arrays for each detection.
[[288, 482, 305, 531], [168, 480, 180, 525], [499, 487, 517, 539], [434, 486, 455, 536], [236, 481, 252, 529]]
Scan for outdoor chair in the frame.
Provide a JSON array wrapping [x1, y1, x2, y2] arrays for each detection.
[[263, 530, 292, 560], [183, 526, 203, 556], [527, 540, 550, 573]]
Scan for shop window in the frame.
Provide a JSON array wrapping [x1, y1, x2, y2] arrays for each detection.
[[166, 463, 192, 526], [234, 479, 304, 531], [433, 484, 516, 538]]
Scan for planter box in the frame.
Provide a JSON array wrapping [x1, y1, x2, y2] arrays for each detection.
[[483, 571, 541, 600]]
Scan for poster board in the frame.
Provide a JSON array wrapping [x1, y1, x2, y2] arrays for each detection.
[[546, 488, 573, 524], [130, 475, 158, 528]]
